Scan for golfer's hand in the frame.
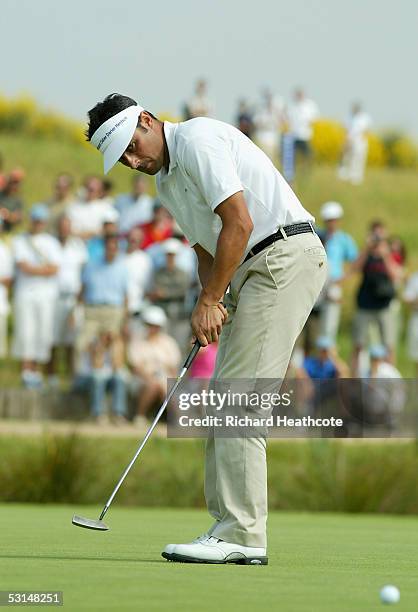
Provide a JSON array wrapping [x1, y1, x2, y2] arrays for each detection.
[[191, 299, 227, 346]]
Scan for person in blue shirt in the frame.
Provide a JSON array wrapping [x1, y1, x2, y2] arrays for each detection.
[[317, 201, 358, 341], [303, 336, 349, 413], [76, 234, 129, 363]]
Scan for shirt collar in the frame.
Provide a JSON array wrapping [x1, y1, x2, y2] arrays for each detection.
[[160, 121, 179, 180]]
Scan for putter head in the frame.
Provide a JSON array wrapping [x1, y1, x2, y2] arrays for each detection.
[[72, 515, 109, 531]]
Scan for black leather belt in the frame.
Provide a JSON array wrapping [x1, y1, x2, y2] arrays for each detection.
[[243, 221, 315, 264]]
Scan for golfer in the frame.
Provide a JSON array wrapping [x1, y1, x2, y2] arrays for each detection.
[[86, 94, 327, 565]]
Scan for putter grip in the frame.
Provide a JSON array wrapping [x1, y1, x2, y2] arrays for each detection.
[[182, 340, 201, 370]]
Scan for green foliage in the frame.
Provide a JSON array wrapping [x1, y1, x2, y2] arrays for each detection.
[[1, 434, 418, 514]]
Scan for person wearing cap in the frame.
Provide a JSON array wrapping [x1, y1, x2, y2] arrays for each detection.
[[0, 216, 13, 358], [127, 305, 181, 427], [11, 204, 62, 388], [66, 176, 114, 240], [317, 201, 358, 342], [147, 238, 191, 350], [85, 93, 327, 565], [303, 336, 349, 380]]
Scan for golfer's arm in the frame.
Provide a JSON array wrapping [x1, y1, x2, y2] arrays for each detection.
[[198, 192, 253, 304]]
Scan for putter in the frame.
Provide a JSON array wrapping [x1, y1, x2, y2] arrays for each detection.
[[72, 340, 201, 531]]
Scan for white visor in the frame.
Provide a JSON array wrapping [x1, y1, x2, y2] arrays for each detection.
[[91, 104, 144, 174]]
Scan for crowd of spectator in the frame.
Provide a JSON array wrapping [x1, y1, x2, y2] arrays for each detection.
[[184, 80, 371, 185], [0, 84, 415, 428]]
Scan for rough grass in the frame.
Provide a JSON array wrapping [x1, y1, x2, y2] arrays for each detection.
[[1, 434, 418, 514], [0, 504, 417, 611]]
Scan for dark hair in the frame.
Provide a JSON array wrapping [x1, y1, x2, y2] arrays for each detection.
[[86, 93, 158, 141]]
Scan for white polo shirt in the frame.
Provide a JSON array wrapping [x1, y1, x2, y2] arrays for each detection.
[[156, 118, 314, 258]]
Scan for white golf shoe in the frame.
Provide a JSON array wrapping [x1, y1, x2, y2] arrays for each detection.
[[163, 533, 211, 556], [162, 536, 268, 565]]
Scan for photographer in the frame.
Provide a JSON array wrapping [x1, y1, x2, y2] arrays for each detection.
[[351, 224, 402, 375]]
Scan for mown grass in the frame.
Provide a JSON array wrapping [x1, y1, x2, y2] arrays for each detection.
[[0, 504, 417, 611]]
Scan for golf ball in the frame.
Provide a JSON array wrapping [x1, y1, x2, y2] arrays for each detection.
[[380, 585, 400, 605]]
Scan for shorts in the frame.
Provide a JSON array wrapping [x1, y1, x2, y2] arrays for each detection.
[[352, 307, 395, 349]]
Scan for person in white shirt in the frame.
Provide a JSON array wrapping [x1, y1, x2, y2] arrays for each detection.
[[66, 176, 114, 239], [85, 93, 327, 565], [12, 204, 62, 388], [114, 175, 154, 233], [124, 226, 153, 322], [47, 214, 88, 382], [0, 217, 13, 357], [287, 88, 319, 166], [338, 102, 371, 185], [403, 272, 418, 377], [253, 88, 284, 162]]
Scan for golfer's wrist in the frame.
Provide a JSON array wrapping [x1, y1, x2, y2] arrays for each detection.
[[200, 288, 223, 305]]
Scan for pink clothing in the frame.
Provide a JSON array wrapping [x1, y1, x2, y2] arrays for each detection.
[[128, 332, 181, 378], [190, 343, 218, 379]]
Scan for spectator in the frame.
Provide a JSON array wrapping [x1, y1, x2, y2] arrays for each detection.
[[0, 169, 25, 232], [11, 204, 61, 388], [127, 306, 181, 427], [140, 202, 173, 249], [287, 88, 319, 169], [47, 215, 88, 383], [317, 201, 358, 342], [184, 79, 213, 120], [303, 336, 349, 380], [338, 102, 371, 185], [360, 345, 405, 427], [351, 232, 402, 373], [76, 234, 129, 364], [303, 336, 349, 416], [124, 227, 153, 322], [101, 179, 114, 206], [403, 271, 418, 378], [0, 152, 6, 191], [0, 217, 13, 358], [46, 173, 75, 232], [253, 88, 284, 161], [67, 175, 113, 240], [87, 208, 121, 263], [236, 99, 255, 140], [75, 331, 128, 425], [147, 238, 191, 350], [115, 176, 154, 233]]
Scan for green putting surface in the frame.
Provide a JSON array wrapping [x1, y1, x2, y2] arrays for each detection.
[[0, 504, 417, 611]]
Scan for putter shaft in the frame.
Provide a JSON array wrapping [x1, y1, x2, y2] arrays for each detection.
[[98, 341, 200, 521]]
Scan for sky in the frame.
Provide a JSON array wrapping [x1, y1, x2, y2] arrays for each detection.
[[2, 0, 417, 135]]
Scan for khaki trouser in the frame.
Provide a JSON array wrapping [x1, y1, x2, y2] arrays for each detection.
[[205, 232, 327, 548], [75, 305, 125, 363]]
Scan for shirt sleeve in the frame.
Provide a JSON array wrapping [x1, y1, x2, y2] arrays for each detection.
[[404, 275, 418, 301], [182, 136, 243, 212], [344, 234, 359, 262]]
